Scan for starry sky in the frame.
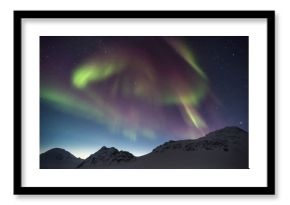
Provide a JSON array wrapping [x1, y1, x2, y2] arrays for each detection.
[[40, 36, 248, 158]]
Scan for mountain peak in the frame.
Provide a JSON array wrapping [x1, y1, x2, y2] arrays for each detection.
[[205, 126, 247, 139], [96, 146, 119, 154], [40, 148, 83, 169], [77, 147, 135, 168], [45, 147, 65, 152], [221, 126, 247, 132], [41, 147, 74, 158]]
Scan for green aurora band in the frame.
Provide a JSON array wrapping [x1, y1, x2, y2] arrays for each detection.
[[72, 62, 123, 89]]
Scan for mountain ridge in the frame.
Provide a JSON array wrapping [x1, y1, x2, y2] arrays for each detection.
[[76, 146, 136, 168], [40, 126, 248, 169]]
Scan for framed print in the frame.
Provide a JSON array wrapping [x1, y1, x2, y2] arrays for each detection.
[[14, 10, 275, 195]]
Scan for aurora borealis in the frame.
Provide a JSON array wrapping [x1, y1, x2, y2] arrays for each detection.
[[40, 36, 248, 158]]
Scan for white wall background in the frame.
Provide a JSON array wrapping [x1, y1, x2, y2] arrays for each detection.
[[0, 0, 287, 204]]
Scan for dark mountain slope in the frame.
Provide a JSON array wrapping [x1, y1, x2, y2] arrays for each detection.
[[40, 148, 83, 169], [77, 146, 136, 168]]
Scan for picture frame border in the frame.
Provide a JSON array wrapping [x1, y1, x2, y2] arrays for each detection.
[[13, 10, 275, 195]]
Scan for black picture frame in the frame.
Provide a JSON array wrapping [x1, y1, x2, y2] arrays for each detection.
[[14, 10, 275, 195]]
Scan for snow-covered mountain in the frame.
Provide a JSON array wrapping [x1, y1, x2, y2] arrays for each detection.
[[77, 146, 135, 168], [40, 126, 248, 169], [40, 148, 83, 169], [131, 126, 249, 169]]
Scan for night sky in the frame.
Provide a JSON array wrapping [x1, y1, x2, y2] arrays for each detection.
[[40, 36, 248, 158]]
